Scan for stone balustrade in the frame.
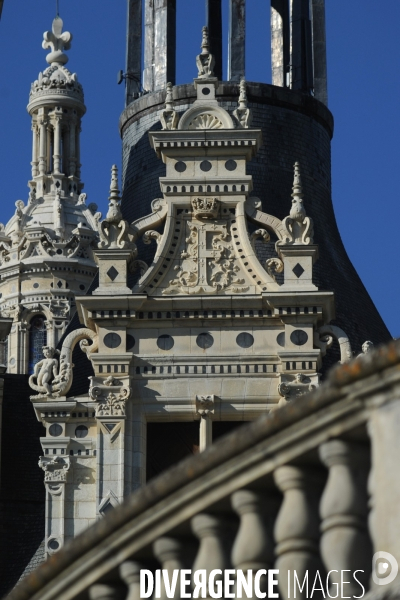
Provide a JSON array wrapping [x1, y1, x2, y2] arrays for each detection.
[[7, 340, 400, 600]]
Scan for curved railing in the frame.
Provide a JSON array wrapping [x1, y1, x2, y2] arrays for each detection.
[[6, 340, 400, 600]]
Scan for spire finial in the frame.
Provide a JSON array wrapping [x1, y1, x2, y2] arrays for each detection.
[[292, 161, 304, 200], [233, 79, 252, 128], [106, 165, 122, 223], [201, 26, 210, 55], [42, 16, 72, 65], [165, 82, 174, 110], [238, 79, 248, 109], [196, 26, 215, 78]]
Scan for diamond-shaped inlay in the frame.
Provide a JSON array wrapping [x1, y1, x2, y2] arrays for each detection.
[[292, 263, 305, 279], [107, 266, 119, 281]]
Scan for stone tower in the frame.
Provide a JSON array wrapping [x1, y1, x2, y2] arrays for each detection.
[[0, 16, 99, 374], [120, 0, 390, 352]]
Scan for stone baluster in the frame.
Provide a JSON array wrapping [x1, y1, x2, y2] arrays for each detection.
[[120, 561, 142, 600], [319, 439, 371, 595], [153, 537, 186, 600], [88, 583, 125, 600], [274, 465, 322, 600], [191, 513, 233, 597], [231, 489, 275, 598]]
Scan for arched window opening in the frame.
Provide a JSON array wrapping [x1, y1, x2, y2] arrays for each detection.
[[28, 315, 47, 375]]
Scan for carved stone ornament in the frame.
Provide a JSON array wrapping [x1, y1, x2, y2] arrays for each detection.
[[98, 165, 136, 253], [358, 340, 374, 358], [29, 328, 98, 399], [196, 395, 215, 416], [39, 456, 71, 483], [278, 373, 316, 401], [191, 197, 219, 220], [265, 258, 284, 281], [195, 26, 215, 79], [160, 82, 179, 131], [163, 220, 248, 295], [233, 79, 253, 129], [89, 377, 130, 417], [188, 113, 223, 130], [280, 163, 314, 245]]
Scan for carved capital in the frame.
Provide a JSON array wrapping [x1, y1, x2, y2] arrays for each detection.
[[39, 455, 71, 483], [196, 394, 214, 416]]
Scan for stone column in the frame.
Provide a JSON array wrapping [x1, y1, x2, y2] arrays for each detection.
[[46, 124, 52, 173], [31, 121, 39, 178], [39, 456, 71, 557], [53, 117, 62, 174], [39, 117, 47, 176], [206, 0, 223, 80], [196, 395, 214, 452], [126, 0, 142, 105], [76, 124, 81, 179], [311, 0, 328, 105], [271, 0, 290, 87], [290, 0, 313, 92], [368, 397, 400, 589], [69, 121, 76, 177], [125, 403, 146, 492], [228, 0, 246, 81]]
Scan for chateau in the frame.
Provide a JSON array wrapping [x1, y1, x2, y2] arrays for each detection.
[[0, 2, 397, 599]]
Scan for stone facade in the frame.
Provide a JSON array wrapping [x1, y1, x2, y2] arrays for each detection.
[[0, 4, 393, 592], [0, 17, 99, 375], [27, 34, 364, 558]]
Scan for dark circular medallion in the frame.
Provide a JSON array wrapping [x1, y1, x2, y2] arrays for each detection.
[[75, 425, 88, 439], [126, 334, 136, 351], [202, 87, 211, 95], [104, 332, 122, 349], [196, 332, 214, 349], [200, 160, 212, 172], [48, 539, 60, 551], [290, 330, 308, 346], [236, 332, 254, 348], [157, 334, 174, 351], [33, 283, 39, 289], [49, 423, 63, 437], [175, 161, 187, 173], [277, 332, 285, 347], [225, 159, 237, 171]]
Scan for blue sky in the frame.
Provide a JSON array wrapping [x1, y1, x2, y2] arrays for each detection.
[[0, 1, 398, 337]]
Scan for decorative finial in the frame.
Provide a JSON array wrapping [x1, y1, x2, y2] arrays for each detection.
[[280, 162, 314, 244], [238, 79, 248, 109], [165, 82, 174, 110], [201, 26, 210, 55], [160, 82, 179, 130], [233, 79, 252, 128], [106, 165, 122, 223], [42, 17, 72, 65], [292, 162, 304, 201], [196, 26, 215, 79]]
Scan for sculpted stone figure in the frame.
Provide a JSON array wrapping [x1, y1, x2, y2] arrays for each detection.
[[30, 346, 59, 395], [358, 340, 374, 358]]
